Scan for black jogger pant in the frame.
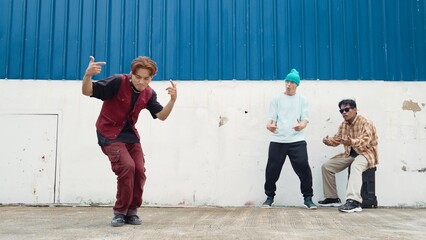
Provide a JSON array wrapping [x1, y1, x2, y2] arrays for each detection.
[[264, 141, 314, 198]]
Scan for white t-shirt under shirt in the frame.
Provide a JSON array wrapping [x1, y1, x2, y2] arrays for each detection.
[[268, 93, 309, 143]]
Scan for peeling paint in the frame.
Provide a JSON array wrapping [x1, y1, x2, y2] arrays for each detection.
[[219, 116, 228, 127], [402, 100, 422, 116]]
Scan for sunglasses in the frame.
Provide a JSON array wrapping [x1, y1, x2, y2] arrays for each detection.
[[339, 107, 353, 114]]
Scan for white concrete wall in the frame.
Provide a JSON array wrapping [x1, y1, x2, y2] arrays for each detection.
[[1, 80, 425, 207]]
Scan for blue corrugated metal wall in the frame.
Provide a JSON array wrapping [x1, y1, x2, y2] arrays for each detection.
[[1, 0, 425, 80]]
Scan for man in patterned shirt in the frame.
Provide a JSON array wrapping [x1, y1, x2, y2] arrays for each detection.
[[318, 99, 378, 213]]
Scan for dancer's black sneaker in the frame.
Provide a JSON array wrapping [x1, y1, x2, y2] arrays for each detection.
[[318, 198, 342, 207]]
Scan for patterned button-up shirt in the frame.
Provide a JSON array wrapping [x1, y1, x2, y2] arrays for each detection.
[[327, 115, 378, 167]]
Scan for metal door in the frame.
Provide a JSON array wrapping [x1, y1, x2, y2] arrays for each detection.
[[0, 114, 58, 204]]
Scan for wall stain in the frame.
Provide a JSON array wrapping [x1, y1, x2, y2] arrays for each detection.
[[402, 100, 423, 116], [219, 116, 228, 127], [401, 165, 426, 173]]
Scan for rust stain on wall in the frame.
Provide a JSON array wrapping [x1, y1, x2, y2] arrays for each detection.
[[402, 100, 423, 116]]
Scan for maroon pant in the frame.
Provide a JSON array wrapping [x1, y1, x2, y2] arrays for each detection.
[[101, 142, 146, 216]]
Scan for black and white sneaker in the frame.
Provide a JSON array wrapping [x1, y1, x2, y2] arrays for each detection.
[[318, 198, 342, 207], [262, 197, 274, 208], [338, 199, 362, 213]]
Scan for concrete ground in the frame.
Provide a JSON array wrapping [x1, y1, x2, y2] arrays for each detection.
[[0, 205, 425, 240]]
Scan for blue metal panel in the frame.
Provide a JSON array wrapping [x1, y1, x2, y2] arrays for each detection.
[[221, 0, 234, 80], [398, 1, 415, 81], [275, 0, 290, 79], [193, 0, 207, 80], [151, 0, 165, 80], [80, 0, 95, 79], [384, 0, 400, 80], [36, 0, 54, 79], [1, 0, 426, 81], [262, 0, 276, 80], [316, 0, 331, 79], [288, 0, 303, 74], [164, 0, 178, 80], [371, 0, 387, 80], [234, 0, 248, 80], [343, 0, 359, 80], [0, 0, 12, 78], [22, 0, 39, 79], [178, 0, 193, 80], [303, 0, 318, 80], [65, 0, 82, 80], [247, 0, 261, 79], [357, 0, 372, 80], [399, 1, 416, 80], [92, 0, 108, 80], [123, 0, 137, 69], [136, 0, 152, 57], [50, 0, 67, 79], [8, 0, 26, 79], [207, 0, 220, 79], [107, 0, 124, 76], [330, 0, 344, 79], [412, 0, 426, 80]]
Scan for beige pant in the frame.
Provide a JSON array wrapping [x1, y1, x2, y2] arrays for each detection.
[[321, 155, 369, 203]]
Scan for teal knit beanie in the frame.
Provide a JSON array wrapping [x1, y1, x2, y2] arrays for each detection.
[[285, 69, 300, 86]]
